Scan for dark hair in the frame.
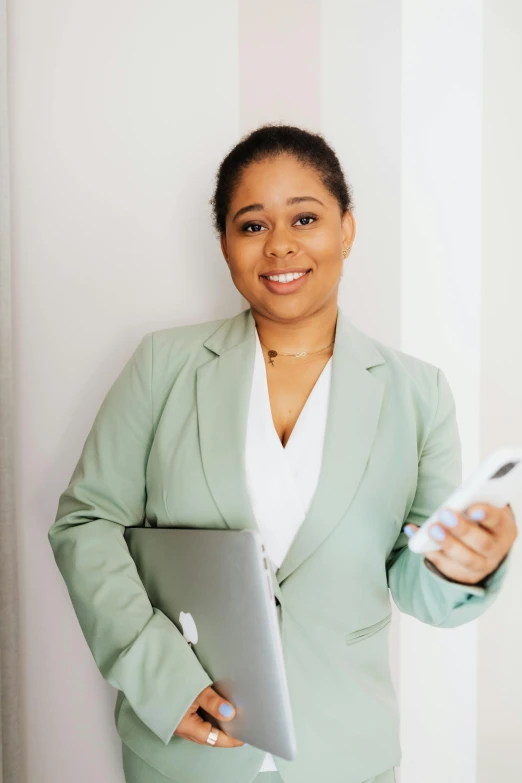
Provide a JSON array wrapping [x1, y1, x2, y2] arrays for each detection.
[[209, 122, 355, 238]]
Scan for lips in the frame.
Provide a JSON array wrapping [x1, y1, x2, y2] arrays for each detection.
[[259, 268, 312, 295]]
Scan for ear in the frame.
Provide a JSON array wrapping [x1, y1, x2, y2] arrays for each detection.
[[220, 234, 229, 264], [341, 210, 356, 249]]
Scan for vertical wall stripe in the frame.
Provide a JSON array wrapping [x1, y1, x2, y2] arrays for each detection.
[[479, 1, 522, 780], [400, 2, 483, 782], [239, 0, 322, 135]]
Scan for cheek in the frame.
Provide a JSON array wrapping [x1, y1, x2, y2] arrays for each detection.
[[307, 237, 343, 268], [226, 243, 258, 277], [316, 259, 343, 281], [226, 262, 261, 298]]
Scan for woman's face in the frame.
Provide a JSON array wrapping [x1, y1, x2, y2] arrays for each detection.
[[220, 154, 355, 323]]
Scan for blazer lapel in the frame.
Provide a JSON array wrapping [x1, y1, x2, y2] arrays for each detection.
[[276, 309, 386, 583], [195, 306, 386, 594], [196, 308, 258, 534]]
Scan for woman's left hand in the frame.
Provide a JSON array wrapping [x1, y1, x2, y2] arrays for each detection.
[[405, 503, 518, 586]]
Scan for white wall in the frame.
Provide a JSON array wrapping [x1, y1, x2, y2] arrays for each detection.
[[9, 2, 241, 780], [479, 2, 522, 779], [400, 3, 483, 781]]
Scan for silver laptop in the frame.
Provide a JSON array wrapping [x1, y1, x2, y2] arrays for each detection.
[[124, 525, 297, 761]]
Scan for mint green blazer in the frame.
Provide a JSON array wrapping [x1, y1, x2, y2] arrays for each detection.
[[48, 306, 512, 783]]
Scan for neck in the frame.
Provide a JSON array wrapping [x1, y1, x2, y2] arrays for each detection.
[[251, 300, 338, 354]]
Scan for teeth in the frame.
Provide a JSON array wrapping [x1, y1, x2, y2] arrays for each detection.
[[267, 271, 307, 283]]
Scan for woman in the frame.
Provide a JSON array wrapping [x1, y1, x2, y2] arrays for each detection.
[[49, 124, 516, 783]]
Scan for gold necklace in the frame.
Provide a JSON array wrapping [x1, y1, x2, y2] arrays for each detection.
[[259, 338, 335, 366]]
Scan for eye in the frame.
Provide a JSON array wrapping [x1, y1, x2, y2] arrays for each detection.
[[241, 212, 319, 233], [295, 212, 318, 226]]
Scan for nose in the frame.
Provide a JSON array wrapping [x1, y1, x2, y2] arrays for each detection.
[[264, 228, 299, 259]]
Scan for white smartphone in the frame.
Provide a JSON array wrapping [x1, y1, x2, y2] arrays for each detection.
[[407, 445, 522, 554]]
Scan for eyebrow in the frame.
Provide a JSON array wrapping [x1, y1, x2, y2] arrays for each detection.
[[231, 196, 326, 223]]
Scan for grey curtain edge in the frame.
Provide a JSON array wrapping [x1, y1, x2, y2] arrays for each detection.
[[0, 0, 23, 780]]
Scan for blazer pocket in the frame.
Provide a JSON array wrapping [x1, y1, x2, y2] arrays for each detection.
[[344, 612, 393, 645]]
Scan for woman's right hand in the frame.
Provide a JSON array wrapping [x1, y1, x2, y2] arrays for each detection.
[[173, 685, 245, 747]]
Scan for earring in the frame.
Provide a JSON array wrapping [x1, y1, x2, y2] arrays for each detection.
[[342, 244, 352, 259]]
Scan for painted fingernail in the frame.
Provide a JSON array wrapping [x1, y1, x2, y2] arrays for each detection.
[[439, 509, 458, 527], [430, 525, 446, 541], [219, 704, 234, 717], [469, 508, 486, 521], [404, 526, 415, 537]]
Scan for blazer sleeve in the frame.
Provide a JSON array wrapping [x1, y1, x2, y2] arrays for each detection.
[[385, 367, 513, 628], [48, 333, 213, 745]]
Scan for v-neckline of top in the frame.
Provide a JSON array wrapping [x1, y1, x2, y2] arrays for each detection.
[[255, 329, 333, 453]]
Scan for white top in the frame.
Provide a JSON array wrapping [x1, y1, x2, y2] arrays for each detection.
[[244, 328, 332, 771]]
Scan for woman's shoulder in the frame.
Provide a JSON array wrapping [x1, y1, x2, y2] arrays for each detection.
[[344, 313, 440, 387], [151, 314, 229, 350], [361, 332, 448, 435], [142, 311, 244, 380], [348, 320, 444, 417], [374, 335, 438, 382]]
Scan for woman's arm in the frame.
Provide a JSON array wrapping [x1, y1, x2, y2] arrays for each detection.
[[48, 333, 213, 745], [386, 367, 512, 628]]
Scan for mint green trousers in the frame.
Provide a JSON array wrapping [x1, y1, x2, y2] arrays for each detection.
[[121, 742, 396, 783]]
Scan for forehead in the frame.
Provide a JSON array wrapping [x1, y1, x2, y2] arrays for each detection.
[[231, 155, 330, 206]]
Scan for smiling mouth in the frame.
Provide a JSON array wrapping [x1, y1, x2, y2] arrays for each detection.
[[260, 269, 312, 283]]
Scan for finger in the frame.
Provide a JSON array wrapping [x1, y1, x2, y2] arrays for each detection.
[[196, 713, 245, 748], [174, 704, 244, 747], [403, 518, 498, 584], [424, 523, 489, 583], [197, 685, 237, 723], [196, 686, 245, 747], [434, 507, 498, 557], [462, 502, 504, 534], [466, 503, 519, 550]]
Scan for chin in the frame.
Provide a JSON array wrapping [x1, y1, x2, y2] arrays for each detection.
[[260, 300, 312, 320]]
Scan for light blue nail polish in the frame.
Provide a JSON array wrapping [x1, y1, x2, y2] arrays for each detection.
[[469, 508, 486, 521], [219, 704, 234, 717], [404, 526, 414, 537], [439, 509, 458, 527], [431, 525, 446, 540]]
